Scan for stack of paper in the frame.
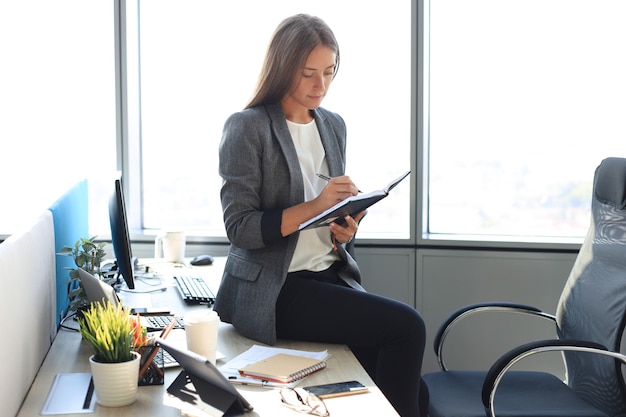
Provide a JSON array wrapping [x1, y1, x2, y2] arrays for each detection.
[[219, 345, 330, 388]]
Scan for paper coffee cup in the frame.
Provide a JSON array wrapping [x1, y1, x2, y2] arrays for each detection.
[[184, 310, 220, 364]]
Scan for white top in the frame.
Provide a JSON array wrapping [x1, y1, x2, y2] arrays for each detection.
[[286, 119, 340, 272]]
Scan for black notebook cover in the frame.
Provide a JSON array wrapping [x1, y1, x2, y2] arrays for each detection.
[[299, 171, 410, 230]]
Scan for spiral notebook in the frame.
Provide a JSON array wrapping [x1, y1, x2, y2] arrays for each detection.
[[238, 353, 327, 383]]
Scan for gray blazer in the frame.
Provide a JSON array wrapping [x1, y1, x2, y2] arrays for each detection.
[[214, 103, 361, 345]]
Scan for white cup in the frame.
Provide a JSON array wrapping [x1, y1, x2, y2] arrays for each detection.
[[184, 310, 220, 364], [154, 231, 186, 263]]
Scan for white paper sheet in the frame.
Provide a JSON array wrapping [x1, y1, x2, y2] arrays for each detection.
[[219, 345, 330, 388], [41, 373, 96, 415]]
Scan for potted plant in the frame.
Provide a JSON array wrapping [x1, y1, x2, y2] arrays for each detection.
[[58, 237, 111, 312], [78, 300, 148, 407]]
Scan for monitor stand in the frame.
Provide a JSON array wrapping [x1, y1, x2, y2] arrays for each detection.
[[109, 257, 140, 292]]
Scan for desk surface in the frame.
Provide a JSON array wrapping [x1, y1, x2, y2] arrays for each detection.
[[17, 258, 399, 417]]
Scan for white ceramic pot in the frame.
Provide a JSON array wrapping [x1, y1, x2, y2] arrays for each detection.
[[89, 351, 140, 407]]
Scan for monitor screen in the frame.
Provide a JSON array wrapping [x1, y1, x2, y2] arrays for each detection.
[[108, 174, 135, 290]]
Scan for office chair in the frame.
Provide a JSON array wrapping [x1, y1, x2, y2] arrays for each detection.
[[423, 157, 626, 417]]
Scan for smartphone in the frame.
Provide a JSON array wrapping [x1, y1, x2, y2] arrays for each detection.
[[302, 380, 369, 399]]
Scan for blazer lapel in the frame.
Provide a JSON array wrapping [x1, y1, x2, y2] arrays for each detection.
[[314, 109, 345, 177], [264, 104, 346, 203], [266, 104, 304, 203]]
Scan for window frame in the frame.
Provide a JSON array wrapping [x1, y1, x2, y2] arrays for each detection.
[[114, 0, 582, 252], [118, 0, 419, 247], [416, 0, 580, 251]]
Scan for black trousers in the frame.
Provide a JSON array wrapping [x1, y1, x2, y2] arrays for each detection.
[[275, 263, 428, 417]]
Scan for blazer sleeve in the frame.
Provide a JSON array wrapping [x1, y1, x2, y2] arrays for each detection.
[[219, 109, 288, 249]]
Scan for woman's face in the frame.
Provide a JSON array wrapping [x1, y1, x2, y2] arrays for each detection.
[[282, 44, 336, 122]]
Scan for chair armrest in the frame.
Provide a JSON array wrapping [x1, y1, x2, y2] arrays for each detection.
[[481, 339, 622, 417], [434, 302, 556, 371]]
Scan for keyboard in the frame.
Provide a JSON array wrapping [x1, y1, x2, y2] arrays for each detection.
[[141, 315, 184, 368], [154, 348, 180, 368], [173, 275, 215, 305], [142, 314, 184, 332]]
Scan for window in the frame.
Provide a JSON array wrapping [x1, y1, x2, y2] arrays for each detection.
[[425, 0, 626, 240], [0, 1, 116, 235], [4, 2, 620, 247], [136, 0, 413, 240]]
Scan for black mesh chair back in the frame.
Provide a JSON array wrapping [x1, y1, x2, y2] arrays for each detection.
[[555, 157, 626, 416]]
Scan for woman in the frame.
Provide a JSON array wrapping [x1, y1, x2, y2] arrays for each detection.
[[214, 14, 428, 417]]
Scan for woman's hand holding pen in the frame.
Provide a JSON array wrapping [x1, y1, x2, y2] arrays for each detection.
[[280, 174, 364, 238], [316, 174, 360, 204], [317, 174, 366, 245]]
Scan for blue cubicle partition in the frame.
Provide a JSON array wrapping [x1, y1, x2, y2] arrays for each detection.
[[48, 179, 89, 327]]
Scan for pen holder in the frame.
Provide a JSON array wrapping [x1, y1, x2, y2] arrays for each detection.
[[138, 345, 164, 386]]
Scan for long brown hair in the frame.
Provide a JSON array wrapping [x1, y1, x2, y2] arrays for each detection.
[[245, 14, 340, 109]]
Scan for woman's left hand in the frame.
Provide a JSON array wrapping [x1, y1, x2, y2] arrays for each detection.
[[329, 210, 366, 244]]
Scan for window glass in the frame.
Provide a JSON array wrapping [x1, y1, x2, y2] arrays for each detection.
[[138, 0, 412, 239], [0, 1, 116, 235], [428, 0, 626, 239]]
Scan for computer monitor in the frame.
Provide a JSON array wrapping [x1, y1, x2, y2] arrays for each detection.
[[108, 174, 136, 290]]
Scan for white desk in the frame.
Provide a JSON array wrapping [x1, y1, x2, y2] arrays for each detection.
[[17, 258, 399, 417]]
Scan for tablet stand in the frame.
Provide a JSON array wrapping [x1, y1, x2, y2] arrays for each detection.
[[167, 371, 248, 417]]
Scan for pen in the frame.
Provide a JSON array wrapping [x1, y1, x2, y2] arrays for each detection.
[[316, 173, 362, 193], [160, 316, 177, 339]]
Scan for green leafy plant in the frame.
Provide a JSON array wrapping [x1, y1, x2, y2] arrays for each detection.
[[58, 237, 111, 311], [78, 301, 147, 363]]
